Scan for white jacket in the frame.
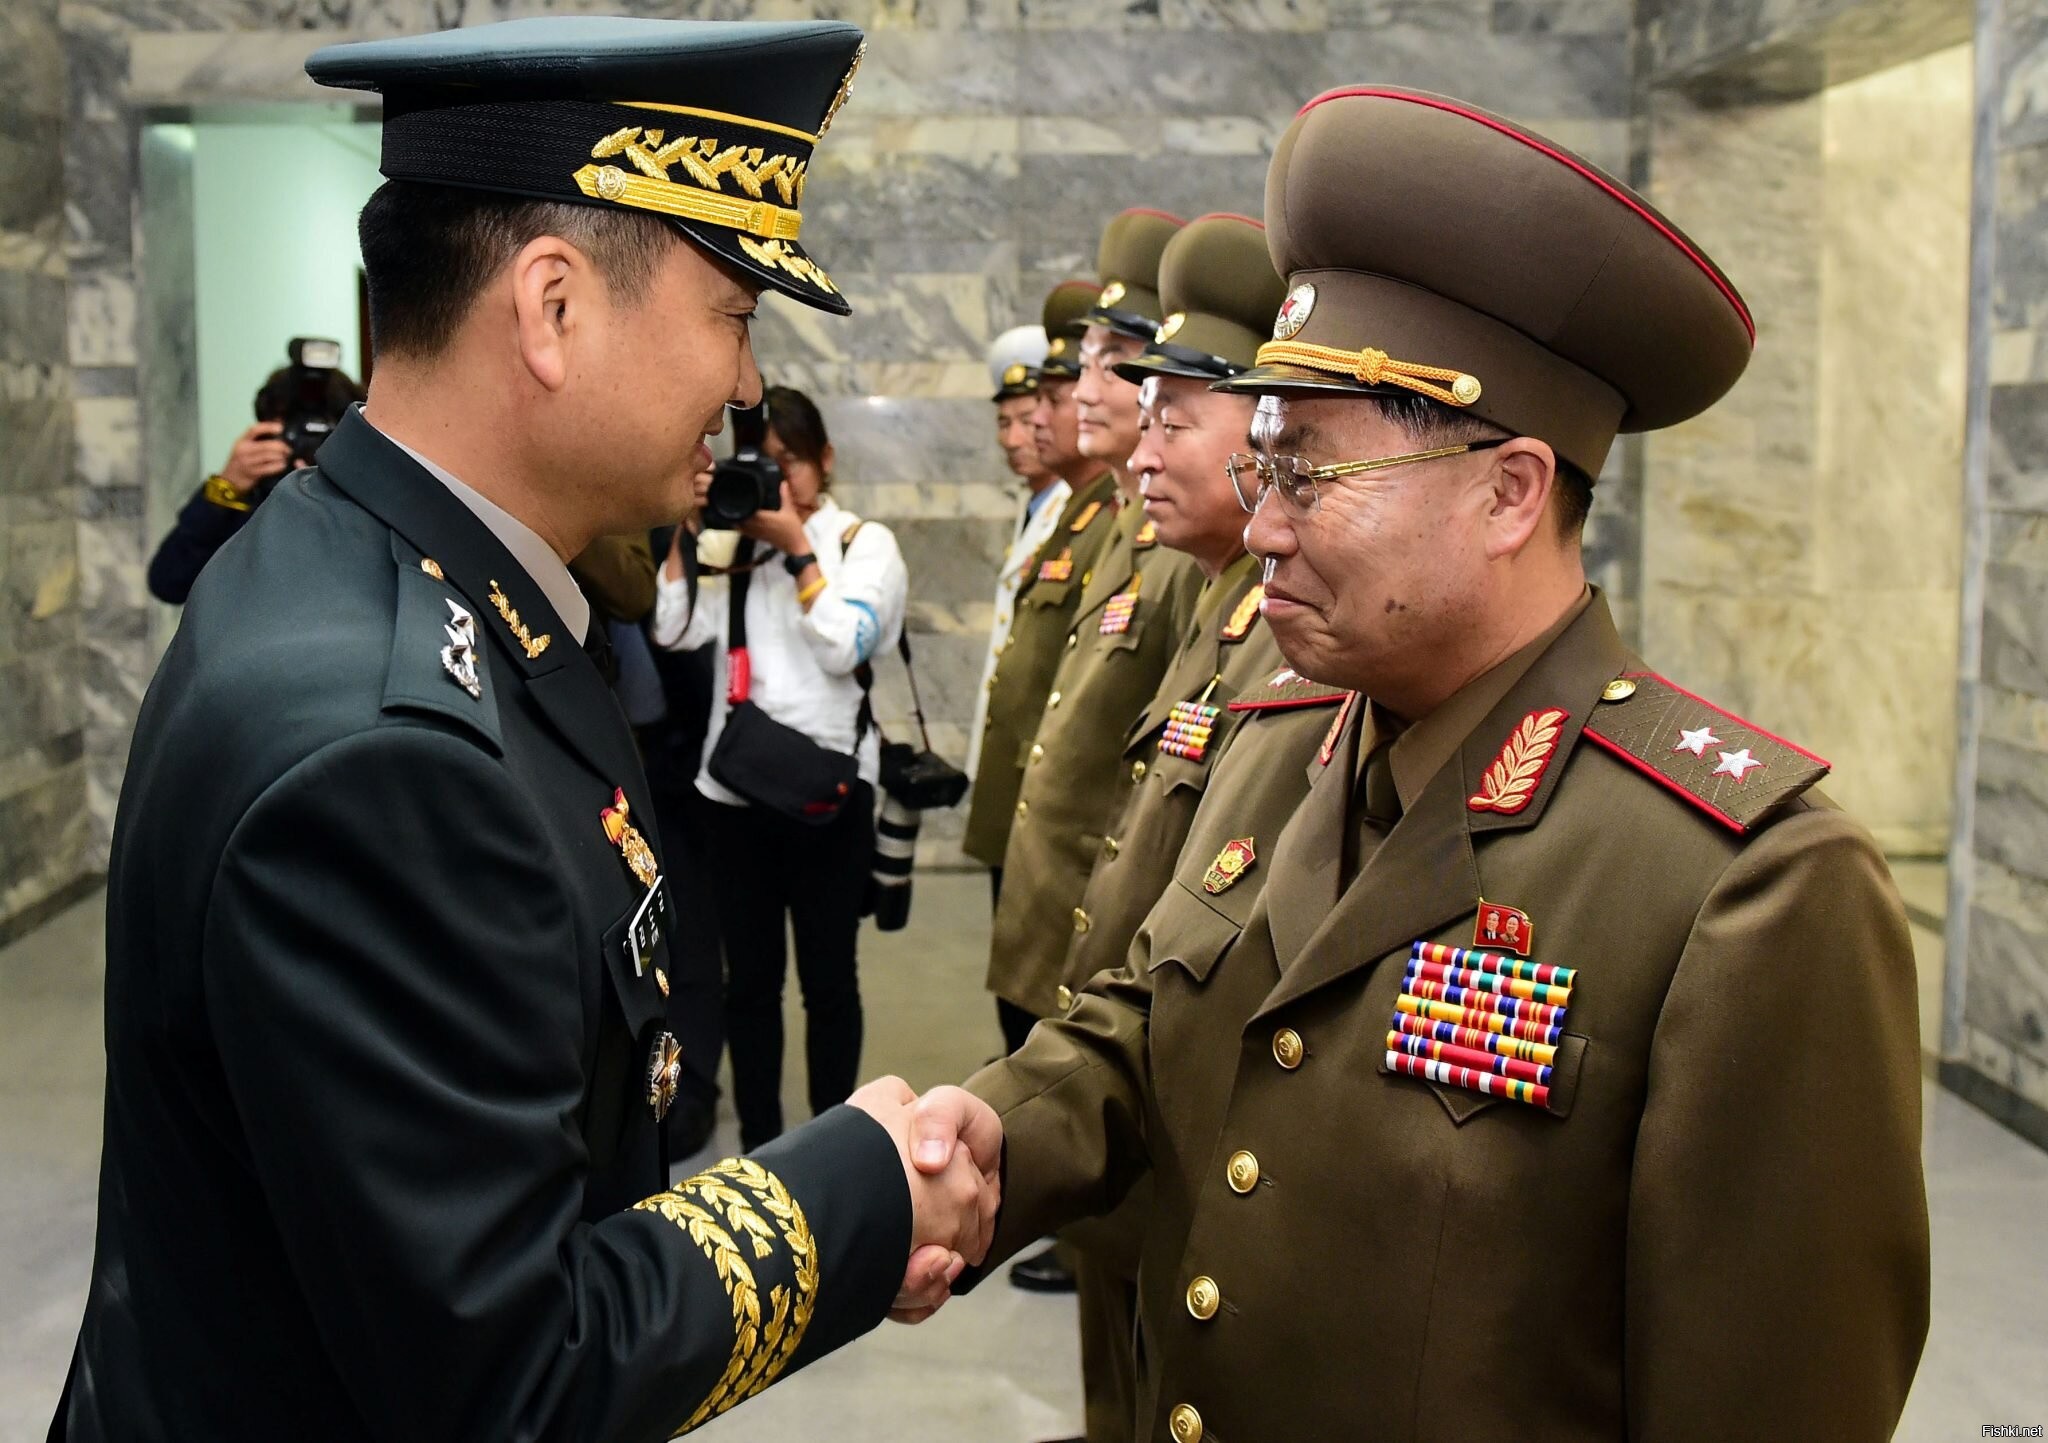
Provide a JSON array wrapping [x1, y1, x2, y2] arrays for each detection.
[[965, 480, 1071, 779], [651, 498, 908, 807]]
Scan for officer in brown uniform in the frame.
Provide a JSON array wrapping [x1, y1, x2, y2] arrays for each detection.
[[961, 275, 1123, 917], [946, 87, 1930, 1441]]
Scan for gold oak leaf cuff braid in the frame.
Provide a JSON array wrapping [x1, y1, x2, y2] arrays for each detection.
[[1254, 340, 1484, 408], [631, 1157, 821, 1435]]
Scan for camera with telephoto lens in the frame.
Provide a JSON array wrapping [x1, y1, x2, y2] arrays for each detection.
[[254, 337, 349, 470], [700, 401, 785, 530]]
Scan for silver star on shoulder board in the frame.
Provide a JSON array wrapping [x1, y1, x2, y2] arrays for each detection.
[[441, 598, 482, 700]]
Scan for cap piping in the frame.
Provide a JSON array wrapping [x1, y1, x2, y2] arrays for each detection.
[[1300, 87, 1755, 344]]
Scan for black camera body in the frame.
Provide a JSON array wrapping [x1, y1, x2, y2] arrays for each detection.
[[701, 446, 784, 530], [255, 337, 347, 471]]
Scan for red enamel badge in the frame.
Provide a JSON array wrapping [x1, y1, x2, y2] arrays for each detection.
[[1474, 899, 1534, 957], [1467, 708, 1569, 815]]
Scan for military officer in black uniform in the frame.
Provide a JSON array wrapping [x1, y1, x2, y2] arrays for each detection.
[[50, 19, 1000, 1443]]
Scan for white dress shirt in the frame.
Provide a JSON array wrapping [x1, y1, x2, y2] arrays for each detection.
[[965, 478, 1070, 779], [651, 497, 908, 807], [375, 420, 593, 644]]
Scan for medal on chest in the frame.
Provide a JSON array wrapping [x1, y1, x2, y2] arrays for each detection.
[[1159, 674, 1223, 762], [1100, 572, 1141, 635], [600, 788, 660, 889]]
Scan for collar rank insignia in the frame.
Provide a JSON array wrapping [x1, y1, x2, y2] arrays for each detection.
[[1581, 672, 1831, 834], [487, 580, 551, 660], [1467, 708, 1569, 815], [1160, 699, 1221, 762], [440, 599, 482, 700], [1134, 518, 1158, 549], [1318, 691, 1359, 767], [1387, 940, 1576, 1111], [1039, 548, 1075, 583], [601, 788, 660, 890], [1220, 584, 1265, 642], [1069, 500, 1104, 533], [1203, 837, 1256, 895], [1100, 574, 1141, 635], [1475, 899, 1534, 957], [646, 1031, 683, 1122]]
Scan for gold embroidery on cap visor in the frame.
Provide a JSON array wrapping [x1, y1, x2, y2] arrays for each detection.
[[1253, 340, 1483, 408]]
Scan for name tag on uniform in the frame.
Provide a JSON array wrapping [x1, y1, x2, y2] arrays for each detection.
[[627, 877, 668, 977]]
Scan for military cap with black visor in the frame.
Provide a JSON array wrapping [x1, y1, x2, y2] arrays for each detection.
[[1114, 211, 1285, 383], [988, 323, 1049, 402], [1039, 276, 1101, 380], [307, 16, 867, 314], [1084, 207, 1187, 339]]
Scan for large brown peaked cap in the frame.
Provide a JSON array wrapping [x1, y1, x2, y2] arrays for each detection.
[[1086, 207, 1187, 340], [1217, 87, 1755, 476]]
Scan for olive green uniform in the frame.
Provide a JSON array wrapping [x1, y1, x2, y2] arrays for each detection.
[[967, 595, 1928, 1441], [962, 472, 1120, 869], [986, 502, 1204, 1018]]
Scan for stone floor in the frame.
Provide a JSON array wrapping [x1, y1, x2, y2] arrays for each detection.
[[3, 868, 2043, 1441]]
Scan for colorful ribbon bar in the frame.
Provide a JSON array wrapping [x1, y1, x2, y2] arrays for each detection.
[[1404, 958, 1572, 1007], [1385, 1050, 1550, 1109], [1401, 978, 1567, 1028], [1394, 993, 1563, 1047], [1385, 1030, 1553, 1086], [1159, 699, 1221, 762], [1100, 590, 1139, 635], [1393, 1009, 1557, 1066], [1411, 940, 1575, 988]]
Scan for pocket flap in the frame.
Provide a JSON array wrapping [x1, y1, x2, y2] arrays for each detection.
[[1143, 879, 1243, 985], [1378, 1032, 1589, 1125], [600, 884, 673, 1042]]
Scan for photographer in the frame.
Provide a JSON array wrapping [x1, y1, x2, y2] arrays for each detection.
[[147, 344, 363, 605], [652, 386, 908, 1151]]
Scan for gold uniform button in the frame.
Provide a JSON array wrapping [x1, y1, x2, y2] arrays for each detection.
[[1049, 690, 1062, 708], [1169, 1403, 1204, 1443], [1227, 1151, 1260, 1193], [1057, 984, 1075, 1010], [1081, 570, 1094, 587], [1067, 632, 1079, 649], [1030, 743, 1044, 762], [1130, 760, 1147, 782], [1102, 836, 1120, 859], [1016, 800, 1029, 818], [1072, 907, 1091, 934], [1186, 1276, 1220, 1321], [1272, 1028, 1304, 1070], [1602, 676, 1638, 702]]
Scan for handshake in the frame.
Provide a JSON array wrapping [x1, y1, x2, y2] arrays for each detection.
[[847, 1077, 1004, 1325]]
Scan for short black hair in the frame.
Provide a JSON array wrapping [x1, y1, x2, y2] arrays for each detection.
[[1356, 391, 1594, 539], [357, 181, 678, 360], [762, 385, 830, 468]]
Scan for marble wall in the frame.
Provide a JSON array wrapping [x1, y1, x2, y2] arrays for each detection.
[[26, 0, 1640, 884], [1943, 0, 2048, 1142], [0, 0, 90, 938]]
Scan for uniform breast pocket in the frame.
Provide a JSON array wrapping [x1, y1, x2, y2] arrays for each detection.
[[1143, 879, 1241, 988], [1025, 579, 1072, 612], [1380, 1031, 1592, 1125]]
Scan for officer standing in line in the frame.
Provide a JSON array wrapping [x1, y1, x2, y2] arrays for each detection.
[[52, 21, 1004, 1441], [967, 324, 1067, 782], [961, 277, 1123, 915], [984, 207, 1207, 1438], [937, 87, 1929, 1440]]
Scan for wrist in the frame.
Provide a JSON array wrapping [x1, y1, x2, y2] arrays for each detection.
[[783, 550, 819, 578]]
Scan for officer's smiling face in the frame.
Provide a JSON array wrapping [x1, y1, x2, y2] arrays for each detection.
[[1243, 394, 1519, 715]]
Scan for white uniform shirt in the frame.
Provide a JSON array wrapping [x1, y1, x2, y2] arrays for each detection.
[[651, 497, 908, 807], [965, 479, 1070, 779]]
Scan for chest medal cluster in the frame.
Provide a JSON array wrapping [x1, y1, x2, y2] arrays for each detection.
[[1100, 574, 1141, 635], [1385, 938, 1575, 1110], [1038, 547, 1076, 583]]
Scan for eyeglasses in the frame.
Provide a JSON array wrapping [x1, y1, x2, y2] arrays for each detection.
[[1226, 437, 1510, 514]]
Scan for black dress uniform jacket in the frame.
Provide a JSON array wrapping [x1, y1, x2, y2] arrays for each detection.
[[56, 412, 909, 1443]]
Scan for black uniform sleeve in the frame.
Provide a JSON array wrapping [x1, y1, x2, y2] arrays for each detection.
[[147, 484, 254, 604], [201, 723, 909, 1443]]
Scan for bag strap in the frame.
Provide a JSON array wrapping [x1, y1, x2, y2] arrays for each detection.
[[726, 538, 755, 704], [840, 520, 937, 754]]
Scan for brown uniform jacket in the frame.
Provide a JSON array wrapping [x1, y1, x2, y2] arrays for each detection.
[[1056, 555, 1286, 1008], [968, 593, 1929, 1443], [569, 532, 657, 624], [986, 507, 1204, 1017], [962, 473, 1120, 868]]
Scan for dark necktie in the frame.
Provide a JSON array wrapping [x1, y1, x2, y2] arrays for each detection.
[[583, 621, 618, 687], [1344, 739, 1403, 885]]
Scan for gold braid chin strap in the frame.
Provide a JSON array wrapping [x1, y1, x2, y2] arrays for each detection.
[[1255, 340, 1484, 408]]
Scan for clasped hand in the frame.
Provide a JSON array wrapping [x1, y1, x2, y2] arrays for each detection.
[[847, 1077, 1003, 1325]]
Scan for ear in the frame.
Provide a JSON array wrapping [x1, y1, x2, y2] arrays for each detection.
[[508, 234, 590, 393], [819, 441, 836, 477], [1482, 437, 1557, 562]]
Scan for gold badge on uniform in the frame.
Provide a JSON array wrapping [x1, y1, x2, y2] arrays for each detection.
[[1133, 518, 1158, 549], [487, 579, 552, 660], [1474, 899, 1534, 957], [1466, 707, 1568, 815], [646, 1031, 683, 1122], [1069, 500, 1103, 533], [1220, 584, 1265, 642], [601, 787, 660, 890], [1203, 837, 1257, 895]]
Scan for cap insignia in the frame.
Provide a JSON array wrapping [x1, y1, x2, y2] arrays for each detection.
[[737, 236, 838, 295], [575, 128, 808, 243], [1003, 362, 1030, 386], [1258, 337, 1483, 409], [819, 40, 865, 139], [1048, 337, 1069, 357], [1099, 280, 1127, 309], [1273, 282, 1316, 340], [1157, 311, 1186, 342]]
